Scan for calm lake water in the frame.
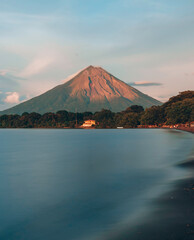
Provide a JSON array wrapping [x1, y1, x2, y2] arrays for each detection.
[[0, 129, 193, 240]]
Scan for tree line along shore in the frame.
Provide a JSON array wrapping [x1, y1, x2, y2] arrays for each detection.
[[0, 91, 193, 130]]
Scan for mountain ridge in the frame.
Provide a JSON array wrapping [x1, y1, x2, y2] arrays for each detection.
[[0, 66, 161, 115]]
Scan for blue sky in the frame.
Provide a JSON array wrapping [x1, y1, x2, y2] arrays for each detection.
[[0, 0, 194, 110]]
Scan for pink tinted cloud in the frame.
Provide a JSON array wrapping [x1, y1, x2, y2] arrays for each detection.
[[20, 56, 55, 77], [4, 92, 20, 104]]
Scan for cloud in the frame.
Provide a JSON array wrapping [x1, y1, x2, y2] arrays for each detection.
[[20, 56, 55, 77], [157, 95, 170, 102], [129, 81, 162, 86], [4, 92, 20, 104], [0, 70, 8, 76], [184, 73, 194, 76], [0, 74, 20, 92], [0, 69, 17, 77]]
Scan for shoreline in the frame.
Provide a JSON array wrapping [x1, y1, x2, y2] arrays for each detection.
[[174, 127, 194, 134], [108, 177, 194, 240], [106, 150, 194, 240], [0, 127, 193, 134]]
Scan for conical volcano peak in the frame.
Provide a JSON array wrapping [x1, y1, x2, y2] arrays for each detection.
[[67, 65, 107, 82], [78, 65, 113, 80], [62, 65, 103, 83], [0, 66, 161, 115], [84, 65, 103, 73], [86, 65, 101, 69]]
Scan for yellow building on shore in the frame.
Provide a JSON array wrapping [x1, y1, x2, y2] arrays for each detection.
[[81, 120, 96, 128]]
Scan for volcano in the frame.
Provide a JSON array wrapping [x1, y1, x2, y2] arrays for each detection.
[[0, 66, 161, 114]]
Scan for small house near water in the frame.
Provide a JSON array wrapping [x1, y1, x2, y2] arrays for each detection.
[[81, 120, 96, 128]]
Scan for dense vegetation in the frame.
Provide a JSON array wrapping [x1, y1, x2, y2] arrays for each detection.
[[0, 91, 193, 128]]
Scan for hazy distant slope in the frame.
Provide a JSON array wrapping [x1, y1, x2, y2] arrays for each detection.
[[0, 66, 161, 115]]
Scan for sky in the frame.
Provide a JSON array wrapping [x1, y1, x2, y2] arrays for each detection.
[[0, 0, 194, 110]]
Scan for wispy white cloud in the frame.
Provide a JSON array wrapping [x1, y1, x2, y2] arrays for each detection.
[[0, 12, 59, 24], [129, 81, 162, 86], [157, 94, 173, 102], [0, 70, 8, 76], [20, 55, 55, 77], [0, 68, 18, 76], [4, 92, 20, 104]]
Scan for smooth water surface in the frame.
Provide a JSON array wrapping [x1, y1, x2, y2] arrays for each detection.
[[0, 129, 193, 240]]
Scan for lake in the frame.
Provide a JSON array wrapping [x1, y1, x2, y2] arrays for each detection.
[[0, 129, 193, 240]]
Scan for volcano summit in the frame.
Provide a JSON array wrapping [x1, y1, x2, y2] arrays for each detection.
[[0, 66, 161, 114]]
